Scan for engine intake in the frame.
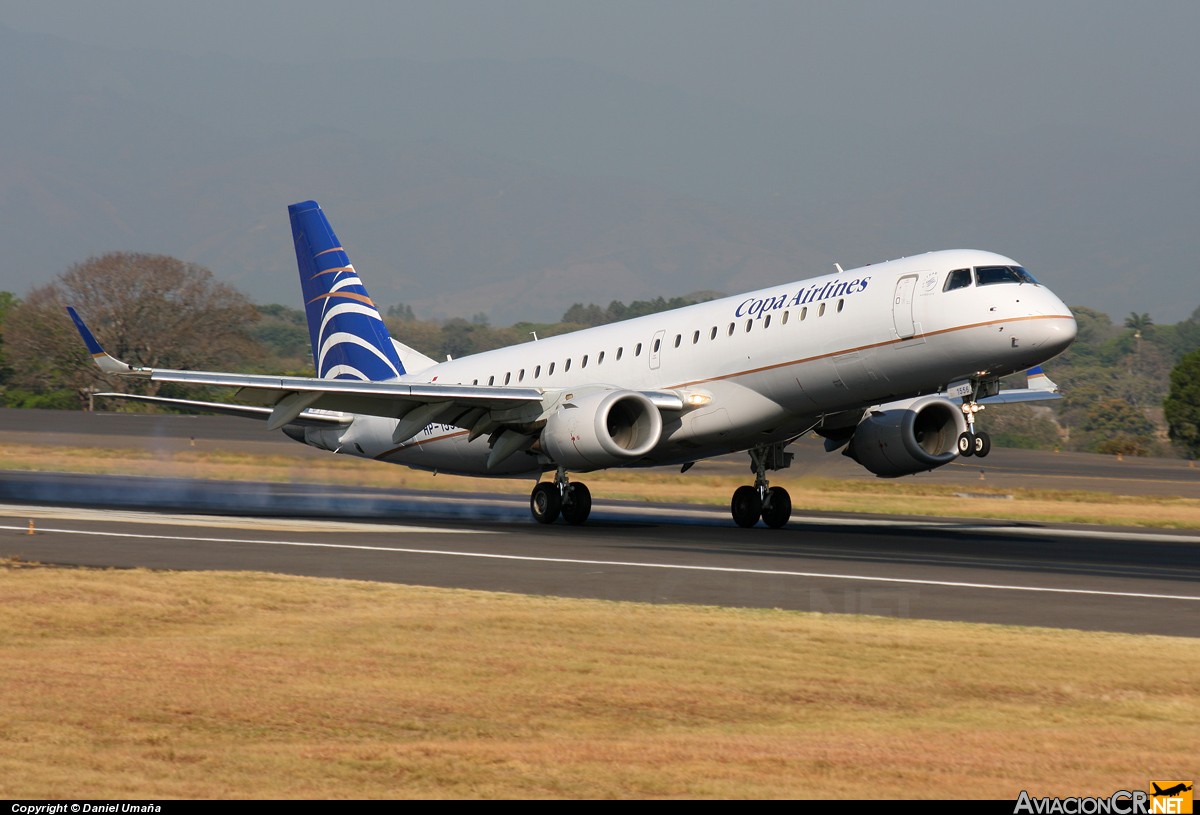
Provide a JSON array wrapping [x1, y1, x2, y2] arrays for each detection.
[[540, 390, 663, 471], [844, 395, 967, 477]]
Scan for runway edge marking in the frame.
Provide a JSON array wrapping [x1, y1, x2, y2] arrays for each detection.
[[6, 524, 1198, 603]]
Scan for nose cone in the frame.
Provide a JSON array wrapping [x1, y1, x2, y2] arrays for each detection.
[[1032, 288, 1076, 357]]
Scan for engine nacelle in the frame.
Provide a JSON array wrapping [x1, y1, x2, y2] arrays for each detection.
[[540, 390, 663, 471], [844, 395, 967, 478]]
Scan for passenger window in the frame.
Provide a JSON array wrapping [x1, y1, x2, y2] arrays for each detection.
[[710, 326, 718, 340], [635, 343, 642, 356], [837, 299, 844, 313], [764, 314, 772, 329], [819, 303, 826, 317], [488, 375, 495, 386], [518, 369, 525, 382], [534, 366, 541, 378], [549, 362, 555, 376], [728, 322, 735, 336], [943, 268, 972, 291], [781, 311, 789, 325], [800, 307, 807, 321], [745, 318, 753, 332], [581, 354, 588, 368], [616, 347, 623, 361], [504, 372, 511, 385], [598, 351, 605, 365], [653, 338, 661, 353], [565, 359, 572, 372], [674, 334, 681, 348], [472, 379, 478, 385], [693, 330, 700, 344]]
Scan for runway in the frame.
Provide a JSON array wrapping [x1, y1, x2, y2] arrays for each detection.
[[2, 472, 1197, 638]]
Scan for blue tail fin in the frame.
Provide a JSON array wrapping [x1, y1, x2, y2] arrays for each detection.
[[289, 200, 406, 381]]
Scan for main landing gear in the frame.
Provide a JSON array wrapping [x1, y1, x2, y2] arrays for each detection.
[[530, 467, 592, 525], [730, 443, 793, 529], [956, 393, 992, 458]]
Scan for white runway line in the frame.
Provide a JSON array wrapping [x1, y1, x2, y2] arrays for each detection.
[[5, 523, 1197, 603]]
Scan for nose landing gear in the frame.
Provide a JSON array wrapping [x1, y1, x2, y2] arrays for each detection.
[[956, 388, 992, 458]]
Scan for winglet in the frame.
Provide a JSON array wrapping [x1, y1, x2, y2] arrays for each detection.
[[1025, 365, 1058, 393], [65, 307, 135, 374]]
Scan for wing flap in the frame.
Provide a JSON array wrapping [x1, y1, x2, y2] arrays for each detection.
[[93, 393, 349, 425]]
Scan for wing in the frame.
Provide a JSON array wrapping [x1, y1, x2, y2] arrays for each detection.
[[70, 305, 546, 436], [69, 307, 685, 457], [978, 366, 1063, 404]]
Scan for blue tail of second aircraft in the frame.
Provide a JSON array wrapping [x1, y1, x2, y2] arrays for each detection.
[[289, 200, 406, 381]]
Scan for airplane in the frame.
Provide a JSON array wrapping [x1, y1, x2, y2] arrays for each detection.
[[1152, 783, 1193, 797], [67, 199, 1077, 528]]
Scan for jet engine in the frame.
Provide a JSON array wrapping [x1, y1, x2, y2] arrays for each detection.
[[844, 395, 967, 477], [540, 390, 663, 471]]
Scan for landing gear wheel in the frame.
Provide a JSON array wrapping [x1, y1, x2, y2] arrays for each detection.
[[561, 482, 592, 525], [761, 486, 792, 529], [731, 485, 763, 528], [530, 482, 561, 524], [957, 431, 975, 457], [972, 430, 991, 458]]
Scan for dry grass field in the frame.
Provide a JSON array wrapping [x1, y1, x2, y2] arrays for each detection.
[[1, 562, 1196, 799]]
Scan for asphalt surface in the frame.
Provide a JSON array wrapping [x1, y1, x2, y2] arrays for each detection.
[[4, 409, 1199, 637]]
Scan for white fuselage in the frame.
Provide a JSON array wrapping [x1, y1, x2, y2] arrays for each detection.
[[304, 250, 1075, 477]]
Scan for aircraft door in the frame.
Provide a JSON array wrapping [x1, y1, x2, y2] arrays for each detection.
[[893, 275, 918, 339], [649, 329, 666, 370]]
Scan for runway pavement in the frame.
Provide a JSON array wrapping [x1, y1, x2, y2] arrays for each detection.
[[6, 408, 1200, 637], [2, 471, 1197, 637]]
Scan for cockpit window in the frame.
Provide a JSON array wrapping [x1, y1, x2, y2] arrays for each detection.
[[975, 265, 1039, 286], [943, 268, 973, 291]]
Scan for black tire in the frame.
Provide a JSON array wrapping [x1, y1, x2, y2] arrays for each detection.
[[957, 431, 974, 457], [973, 430, 992, 458], [731, 485, 763, 528], [761, 486, 792, 529], [530, 482, 561, 524], [561, 482, 592, 525]]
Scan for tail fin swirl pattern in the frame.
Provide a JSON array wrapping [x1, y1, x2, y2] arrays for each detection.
[[289, 200, 405, 381]]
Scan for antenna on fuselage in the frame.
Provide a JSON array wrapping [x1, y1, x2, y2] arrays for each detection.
[[834, 263, 844, 274]]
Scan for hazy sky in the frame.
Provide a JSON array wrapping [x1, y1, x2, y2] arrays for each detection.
[[10, 0, 1198, 128], [6, 1, 1199, 321]]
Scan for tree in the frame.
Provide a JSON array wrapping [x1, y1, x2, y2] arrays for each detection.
[[386, 303, 416, 321], [1164, 349, 1200, 459], [1124, 312, 1154, 334], [0, 291, 20, 386], [7, 253, 259, 407], [1080, 397, 1157, 456]]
